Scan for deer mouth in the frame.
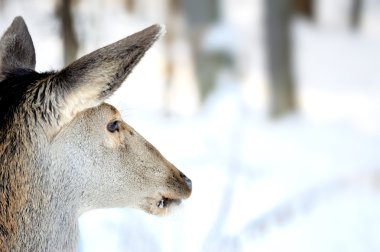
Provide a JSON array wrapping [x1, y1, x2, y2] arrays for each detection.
[[157, 197, 182, 209]]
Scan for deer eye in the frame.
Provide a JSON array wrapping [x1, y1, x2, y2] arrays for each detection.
[[107, 121, 119, 133]]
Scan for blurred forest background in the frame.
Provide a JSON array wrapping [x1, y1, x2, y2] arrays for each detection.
[[1, 0, 380, 251]]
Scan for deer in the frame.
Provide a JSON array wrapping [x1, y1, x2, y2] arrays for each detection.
[[0, 16, 192, 252]]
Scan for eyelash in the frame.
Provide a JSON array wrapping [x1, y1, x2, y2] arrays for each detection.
[[107, 121, 119, 133]]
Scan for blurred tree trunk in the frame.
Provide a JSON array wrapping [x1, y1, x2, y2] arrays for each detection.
[[162, 0, 181, 115], [165, 0, 181, 85], [56, 0, 79, 66], [182, 0, 224, 102], [124, 0, 135, 13], [265, 0, 297, 118], [293, 0, 314, 20], [350, 0, 363, 30]]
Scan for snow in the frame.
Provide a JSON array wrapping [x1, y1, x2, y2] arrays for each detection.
[[1, 0, 380, 251]]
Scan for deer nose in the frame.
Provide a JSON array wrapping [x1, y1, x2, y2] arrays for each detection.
[[180, 172, 192, 191]]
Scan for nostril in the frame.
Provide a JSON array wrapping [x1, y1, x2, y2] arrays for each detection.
[[180, 172, 192, 191], [185, 177, 192, 191]]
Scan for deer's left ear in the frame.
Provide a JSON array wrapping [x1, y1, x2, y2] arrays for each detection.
[[0, 16, 36, 74], [49, 24, 164, 129]]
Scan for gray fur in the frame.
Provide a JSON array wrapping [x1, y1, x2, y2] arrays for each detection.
[[0, 17, 191, 252], [0, 16, 36, 74]]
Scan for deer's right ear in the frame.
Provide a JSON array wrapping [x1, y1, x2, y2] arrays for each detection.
[[51, 24, 164, 129], [0, 16, 36, 75]]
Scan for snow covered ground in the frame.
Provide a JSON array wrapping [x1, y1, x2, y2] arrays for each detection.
[[1, 0, 380, 251]]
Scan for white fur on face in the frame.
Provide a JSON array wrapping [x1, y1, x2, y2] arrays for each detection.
[[51, 103, 191, 216]]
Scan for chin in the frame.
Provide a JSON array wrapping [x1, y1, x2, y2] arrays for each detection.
[[141, 196, 185, 216]]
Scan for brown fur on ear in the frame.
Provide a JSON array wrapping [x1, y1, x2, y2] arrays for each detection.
[[49, 24, 164, 131], [0, 16, 36, 73]]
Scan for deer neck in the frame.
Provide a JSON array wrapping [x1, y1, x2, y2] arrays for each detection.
[[1, 137, 81, 252], [25, 155, 81, 251], [18, 196, 80, 252]]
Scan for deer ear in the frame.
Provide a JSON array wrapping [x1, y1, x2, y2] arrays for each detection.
[[0, 16, 36, 74], [52, 24, 164, 126]]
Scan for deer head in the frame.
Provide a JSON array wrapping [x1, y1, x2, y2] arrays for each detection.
[[0, 16, 191, 251]]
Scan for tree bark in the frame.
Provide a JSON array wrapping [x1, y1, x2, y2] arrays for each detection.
[[56, 0, 79, 66], [293, 0, 314, 20], [124, 0, 136, 13], [350, 0, 363, 30], [182, 0, 222, 101], [265, 0, 297, 118]]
